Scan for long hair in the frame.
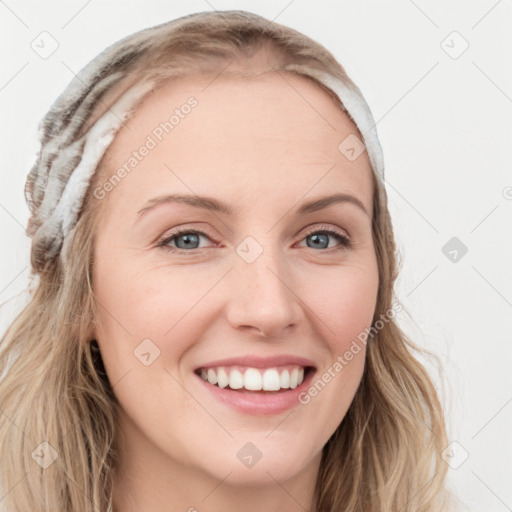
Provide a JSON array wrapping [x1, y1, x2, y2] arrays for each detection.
[[0, 10, 458, 511]]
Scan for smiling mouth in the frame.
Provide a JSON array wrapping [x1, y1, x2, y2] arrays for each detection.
[[194, 365, 315, 393]]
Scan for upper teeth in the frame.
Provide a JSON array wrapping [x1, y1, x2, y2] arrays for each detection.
[[199, 365, 306, 391]]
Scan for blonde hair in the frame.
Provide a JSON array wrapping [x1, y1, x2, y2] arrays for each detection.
[[0, 10, 458, 511]]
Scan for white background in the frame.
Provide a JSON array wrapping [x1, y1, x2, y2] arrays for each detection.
[[1, 1, 511, 511]]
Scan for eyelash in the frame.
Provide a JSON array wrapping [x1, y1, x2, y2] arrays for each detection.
[[156, 224, 351, 255]]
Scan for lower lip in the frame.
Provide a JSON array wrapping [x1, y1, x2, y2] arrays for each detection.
[[194, 368, 316, 416]]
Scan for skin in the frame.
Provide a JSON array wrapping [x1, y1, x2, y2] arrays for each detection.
[[91, 66, 379, 512]]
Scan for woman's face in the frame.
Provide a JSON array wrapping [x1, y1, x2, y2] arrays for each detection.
[[92, 71, 378, 493]]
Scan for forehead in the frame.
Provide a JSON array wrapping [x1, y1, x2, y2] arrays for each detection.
[[96, 71, 374, 218]]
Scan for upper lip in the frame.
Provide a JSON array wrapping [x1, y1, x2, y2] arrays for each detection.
[[194, 354, 317, 372]]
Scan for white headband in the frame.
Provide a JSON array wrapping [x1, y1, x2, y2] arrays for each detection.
[[24, 46, 385, 271]]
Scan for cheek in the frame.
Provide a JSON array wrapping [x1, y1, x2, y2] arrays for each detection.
[[92, 263, 215, 371], [96, 258, 378, 344], [302, 262, 379, 349], [287, 264, 378, 448], [94, 247, 378, 385]]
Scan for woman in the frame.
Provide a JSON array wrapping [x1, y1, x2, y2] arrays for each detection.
[[0, 9, 457, 512]]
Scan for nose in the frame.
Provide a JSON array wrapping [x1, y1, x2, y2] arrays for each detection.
[[225, 245, 303, 338]]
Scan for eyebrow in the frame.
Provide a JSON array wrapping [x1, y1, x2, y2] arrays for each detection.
[[136, 192, 369, 220]]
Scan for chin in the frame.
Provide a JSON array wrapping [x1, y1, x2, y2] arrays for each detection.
[[197, 441, 318, 488]]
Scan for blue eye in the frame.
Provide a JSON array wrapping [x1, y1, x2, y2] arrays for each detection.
[[300, 229, 351, 251], [157, 225, 351, 254], [158, 229, 212, 252]]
